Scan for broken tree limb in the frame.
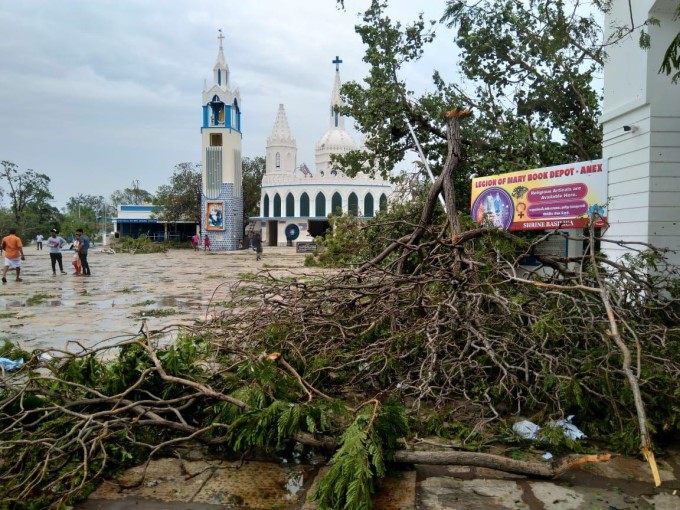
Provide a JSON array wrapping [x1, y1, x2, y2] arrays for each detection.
[[587, 219, 661, 487], [392, 450, 612, 478]]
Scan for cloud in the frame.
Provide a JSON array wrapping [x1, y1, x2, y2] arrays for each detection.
[[0, 0, 454, 208]]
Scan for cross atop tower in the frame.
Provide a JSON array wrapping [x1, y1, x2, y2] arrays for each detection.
[[217, 29, 225, 48], [332, 55, 342, 72]]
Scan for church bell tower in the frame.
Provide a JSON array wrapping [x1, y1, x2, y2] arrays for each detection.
[[200, 29, 243, 250]]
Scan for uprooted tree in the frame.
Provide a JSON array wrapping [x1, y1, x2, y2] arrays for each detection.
[[1, 1, 679, 509]]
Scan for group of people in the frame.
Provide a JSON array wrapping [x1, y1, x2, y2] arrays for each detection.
[[190, 232, 263, 260], [191, 234, 212, 251], [4, 228, 268, 283], [1, 228, 91, 284]]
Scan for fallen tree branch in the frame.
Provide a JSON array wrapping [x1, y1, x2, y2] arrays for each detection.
[[393, 450, 613, 478]]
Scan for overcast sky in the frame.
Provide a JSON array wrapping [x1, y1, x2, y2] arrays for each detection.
[[0, 0, 458, 209]]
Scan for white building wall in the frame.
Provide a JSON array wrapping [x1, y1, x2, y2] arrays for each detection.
[[601, 0, 680, 264]]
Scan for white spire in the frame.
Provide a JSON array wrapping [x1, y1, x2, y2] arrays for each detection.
[[315, 56, 356, 175], [268, 104, 296, 145], [213, 29, 230, 89], [329, 56, 345, 130], [266, 104, 297, 175]]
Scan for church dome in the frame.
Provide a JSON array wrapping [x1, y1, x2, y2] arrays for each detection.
[[315, 128, 357, 153]]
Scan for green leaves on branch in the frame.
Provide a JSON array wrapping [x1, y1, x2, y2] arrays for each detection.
[[313, 399, 408, 510]]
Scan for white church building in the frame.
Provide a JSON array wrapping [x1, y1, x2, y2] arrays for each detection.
[[249, 57, 393, 246]]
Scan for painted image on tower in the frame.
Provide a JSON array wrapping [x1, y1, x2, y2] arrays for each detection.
[[206, 201, 224, 231]]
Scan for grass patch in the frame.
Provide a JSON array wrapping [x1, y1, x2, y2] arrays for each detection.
[[0, 312, 17, 319], [129, 308, 179, 319], [132, 300, 156, 307], [25, 293, 55, 306]]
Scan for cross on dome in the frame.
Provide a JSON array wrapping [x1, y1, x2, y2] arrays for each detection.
[[332, 55, 342, 71], [217, 29, 225, 48]]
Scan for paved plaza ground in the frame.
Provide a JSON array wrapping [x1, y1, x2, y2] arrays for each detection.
[[2, 247, 680, 508], [1, 246, 309, 352]]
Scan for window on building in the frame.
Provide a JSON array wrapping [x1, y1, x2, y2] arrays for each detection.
[[210, 133, 222, 146], [275, 152, 281, 168], [263, 195, 270, 217], [364, 194, 374, 217], [286, 192, 295, 217], [273, 194, 282, 217], [331, 192, 342, 216], [315, 192, 326, 217], [379, 193, 388, 212], [348, 192, 358, 216], [300, 193, 310, 217]]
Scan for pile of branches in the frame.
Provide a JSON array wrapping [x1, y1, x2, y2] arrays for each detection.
[[1, 227, 679, 508], [224, 227, 680, 444]]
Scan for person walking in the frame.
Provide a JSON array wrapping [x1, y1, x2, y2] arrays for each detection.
[[35, 233, 44, 250], [71, 235, 82, 274], [203, 235, 211, 252], [2, 228, 26, 283], [46, 229, 68, 276], [75, 228, 91, 276], [252, 232, 263, 261], [191, 233, 199, 251]]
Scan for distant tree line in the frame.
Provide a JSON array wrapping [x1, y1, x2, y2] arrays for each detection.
[[0, 157, 265, 243]]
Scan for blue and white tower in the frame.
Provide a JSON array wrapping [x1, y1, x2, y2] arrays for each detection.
[[200, 29, 243, 250]]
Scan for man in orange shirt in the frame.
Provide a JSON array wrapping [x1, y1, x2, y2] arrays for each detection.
[[2, 228, 26, 283]]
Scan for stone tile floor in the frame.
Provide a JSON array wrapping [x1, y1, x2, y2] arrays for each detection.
[[76, 450, 680, 509]]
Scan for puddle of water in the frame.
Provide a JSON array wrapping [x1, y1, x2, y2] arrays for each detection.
[[2, 300, 25, 309], [94, 299, 117, 310], [157, 296, 178, 307]]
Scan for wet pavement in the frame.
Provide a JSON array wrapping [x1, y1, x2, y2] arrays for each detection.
[[0, 246, 312, 352], [78, 450, 680, 509]]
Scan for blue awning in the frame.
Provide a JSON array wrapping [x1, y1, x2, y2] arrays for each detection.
[[114, 219, 158, 224]]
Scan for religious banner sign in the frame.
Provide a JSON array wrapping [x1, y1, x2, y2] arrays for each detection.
[[470, 159, 608, 231], [206, 201, 225, 230]]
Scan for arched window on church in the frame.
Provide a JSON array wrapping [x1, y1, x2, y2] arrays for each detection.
[[364, 194, 374, 217], [315, 192, 326, 217], [300, 192, 310, 217], [263, 195, 270, 218], [273, 194, 282, 217], [275, 152, 281, 168], [348, 192, 359, 216], [233, 99, 240, 131], [210, 95, 224, 127], [331, 192, 342, 216], [379, 193, 388, 212], [286, 192, 295, 217]]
